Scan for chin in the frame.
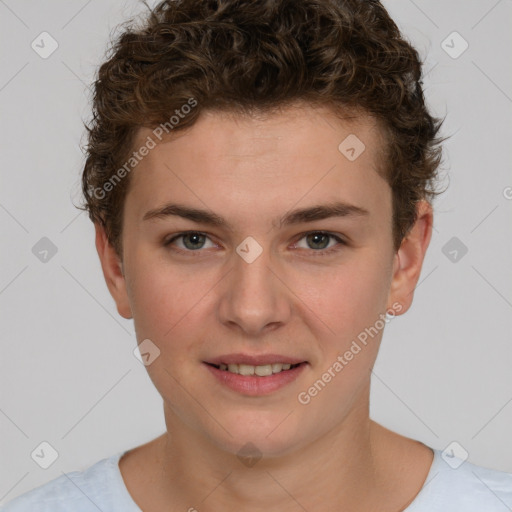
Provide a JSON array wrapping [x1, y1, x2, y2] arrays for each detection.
[[206, 413, 309, 460]]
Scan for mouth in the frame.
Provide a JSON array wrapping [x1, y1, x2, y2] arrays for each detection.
[[202, 355, 309, 396], [204, 361, 304, 376]]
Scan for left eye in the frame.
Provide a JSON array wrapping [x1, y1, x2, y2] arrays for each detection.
[[293, 232, 345, 253], [164, 231, 345, 255]]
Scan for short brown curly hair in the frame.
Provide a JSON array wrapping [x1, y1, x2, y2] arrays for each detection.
[[78, 0, 447, 260]]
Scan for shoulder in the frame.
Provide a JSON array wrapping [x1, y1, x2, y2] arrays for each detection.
[[409, 448, 512, 511], [0, 452, 137, 512]]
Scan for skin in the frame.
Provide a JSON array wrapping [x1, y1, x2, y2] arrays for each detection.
[[95, 103, 434, 511]]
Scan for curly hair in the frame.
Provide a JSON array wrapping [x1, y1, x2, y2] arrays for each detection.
[[78, 0, 447, 260]]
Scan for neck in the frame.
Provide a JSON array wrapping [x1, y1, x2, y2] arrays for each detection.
[[155, 397, 391, 510]]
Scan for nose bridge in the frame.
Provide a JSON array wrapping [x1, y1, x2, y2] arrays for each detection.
[[219, 239, 290, 334]]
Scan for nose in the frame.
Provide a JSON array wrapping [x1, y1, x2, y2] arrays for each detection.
[[217, 243, 292, 337]]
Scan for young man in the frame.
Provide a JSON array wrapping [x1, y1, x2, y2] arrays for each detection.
[[3, 0, 511, 511]]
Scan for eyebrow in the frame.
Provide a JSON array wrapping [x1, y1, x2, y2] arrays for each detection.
[[142, 201, 370, 229]]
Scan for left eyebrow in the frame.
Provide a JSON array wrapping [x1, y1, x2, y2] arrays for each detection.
[[279, 202, 370, 228], [142, 201, 370, 230]]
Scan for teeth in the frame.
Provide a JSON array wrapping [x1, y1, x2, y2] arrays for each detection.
[[227, 364, 239, 374], [255, 365, 273, 376], [239, 364, 255, 376], [215, 362, 300, 376]]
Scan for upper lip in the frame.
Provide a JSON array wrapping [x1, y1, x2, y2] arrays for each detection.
[[205, 353, 307, 366]]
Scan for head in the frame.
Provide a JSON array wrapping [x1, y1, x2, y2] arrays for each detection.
[[80, 0, 446, 458]]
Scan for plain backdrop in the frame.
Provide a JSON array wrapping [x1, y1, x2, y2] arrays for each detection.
[[1, 0, 511, 504]]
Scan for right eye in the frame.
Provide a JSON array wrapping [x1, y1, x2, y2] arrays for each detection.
[[163, 231, 218, 255]]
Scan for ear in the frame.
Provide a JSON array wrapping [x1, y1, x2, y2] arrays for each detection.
[[386, 200, 433, 315], [94, 223, 133, 319]]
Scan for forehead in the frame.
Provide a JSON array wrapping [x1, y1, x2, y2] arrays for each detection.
[[134, 104, 385, 165], [125, 104, 390, 229]]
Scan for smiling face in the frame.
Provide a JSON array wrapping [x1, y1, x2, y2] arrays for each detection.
[[96, 103, 431, 459]]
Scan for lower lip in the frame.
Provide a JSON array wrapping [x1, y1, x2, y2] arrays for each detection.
[[203, 362, 308, 396]]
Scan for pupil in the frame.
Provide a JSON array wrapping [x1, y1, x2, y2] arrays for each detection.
[[309, 233, 328, 249], [185, 233, 204, 249]]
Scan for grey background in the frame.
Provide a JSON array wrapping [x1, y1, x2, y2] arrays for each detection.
[[1, 0, 511, 504]]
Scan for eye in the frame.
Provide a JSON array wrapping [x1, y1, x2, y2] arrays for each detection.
[[163, 230, 346, 256], [293, 231, 346, 255], [164, 231, 216, 255]]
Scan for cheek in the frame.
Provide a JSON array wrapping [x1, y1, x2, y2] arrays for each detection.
[[128, 267, 203, 398], [126, 259, 198, 347], [294, 260, 390, 414], [126, 257, 226, 377], [295, 255, 391, 341]]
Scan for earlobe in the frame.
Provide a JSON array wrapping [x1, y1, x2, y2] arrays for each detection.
[[94, 223, 133, 319], [386, 200, 433, 315]]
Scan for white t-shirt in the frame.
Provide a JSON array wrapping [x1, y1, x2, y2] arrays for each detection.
[[2, 447, 511, 511]]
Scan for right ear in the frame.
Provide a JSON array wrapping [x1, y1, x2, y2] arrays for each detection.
[[94, 222, 133, 319]]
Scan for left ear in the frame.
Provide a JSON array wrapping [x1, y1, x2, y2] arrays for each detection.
[[386, 199, 433, 315]]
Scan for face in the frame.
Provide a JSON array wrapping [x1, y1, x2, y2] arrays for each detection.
[[97, 104, 431, 458]]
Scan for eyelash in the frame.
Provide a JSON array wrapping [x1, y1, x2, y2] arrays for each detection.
[[163, 231, 346, 257]]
